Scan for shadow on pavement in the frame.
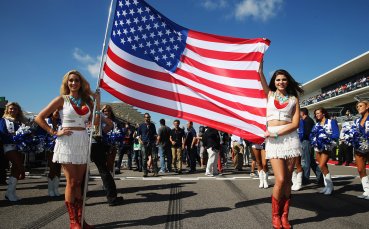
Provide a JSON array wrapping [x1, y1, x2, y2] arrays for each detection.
[[93, 206, 232, 228]]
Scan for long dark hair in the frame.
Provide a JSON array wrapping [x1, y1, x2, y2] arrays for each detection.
[[268, 69, 304, 98]]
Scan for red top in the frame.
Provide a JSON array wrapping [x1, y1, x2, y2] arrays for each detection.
[[71, 103, 90, 116], [274, 99, 288, 109]]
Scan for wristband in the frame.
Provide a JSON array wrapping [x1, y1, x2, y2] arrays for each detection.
[[275, 132, 279, 139], [49, 129, 57, 136]]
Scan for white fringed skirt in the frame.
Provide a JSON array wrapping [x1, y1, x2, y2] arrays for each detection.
[[53, 130, 89, 164], [265, 125, 302, 159]]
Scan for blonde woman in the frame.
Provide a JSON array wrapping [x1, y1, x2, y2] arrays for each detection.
[[0, 102, 27, 201], [352, 100, 369, 199], [35, 70, 96, 229]]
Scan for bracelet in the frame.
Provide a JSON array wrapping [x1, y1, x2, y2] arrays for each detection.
[[275, 132, 279, 139], [49, 129, 57, 136]]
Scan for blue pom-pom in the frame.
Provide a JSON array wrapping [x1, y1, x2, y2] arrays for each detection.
[[105, 127, 123, 147], [310, 125, 335, 151], [13, 125, 43, 153]]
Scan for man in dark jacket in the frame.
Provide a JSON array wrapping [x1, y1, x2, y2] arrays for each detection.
[[137, 113, 158, 177], [202, 127, 220, 176], [170, 120, 185, 174], [157, 119, 172, 173]]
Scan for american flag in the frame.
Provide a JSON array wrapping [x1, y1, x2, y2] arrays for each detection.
[[101, 0, 270, 144]]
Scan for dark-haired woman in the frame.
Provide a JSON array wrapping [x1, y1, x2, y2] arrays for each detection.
[[311, 107, 339, 195], [101, 104, 120, 174], [260, 63, 303, 229]]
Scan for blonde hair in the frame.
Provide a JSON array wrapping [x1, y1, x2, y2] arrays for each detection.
[[60, 70, 93, 105], [356, 99, 369, 111], [2, 102, 26, 123], [101, 104, 116, 120]]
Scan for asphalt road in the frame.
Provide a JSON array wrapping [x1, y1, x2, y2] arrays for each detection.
[[0, 162, 368, 229]]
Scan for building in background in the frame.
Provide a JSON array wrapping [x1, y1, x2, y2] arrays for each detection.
[[300, 51, 369, 123], [102, 102, 144, 125]]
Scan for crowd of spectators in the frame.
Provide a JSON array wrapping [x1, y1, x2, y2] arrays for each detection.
[[301, 75, 369, 106]]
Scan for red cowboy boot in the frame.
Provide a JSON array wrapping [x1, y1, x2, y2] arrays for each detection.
[[75, 198, 95, 229], [65, 201, 81, 229], [271, 195, 282, 229], [281, 196, 292, 229]]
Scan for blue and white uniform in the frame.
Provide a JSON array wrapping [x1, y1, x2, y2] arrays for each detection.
[[311, 119, 339, 153], [0, 118, 21, 153], [354, 115, 369, 154]]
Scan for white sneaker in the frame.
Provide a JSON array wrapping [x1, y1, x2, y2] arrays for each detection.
[[205, 173, 214, 177]]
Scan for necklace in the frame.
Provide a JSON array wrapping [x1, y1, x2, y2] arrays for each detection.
[[69, 95, 82, 107], [275, 92, 289, 104]]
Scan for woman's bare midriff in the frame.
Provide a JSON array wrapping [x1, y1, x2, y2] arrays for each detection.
[[63, 127, 86, 131], [267, 120, 291, 127]]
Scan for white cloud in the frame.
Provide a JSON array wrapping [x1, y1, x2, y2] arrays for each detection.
[[234, 0, 283, 21], [199, 0, 283, 22], [73, 48, 102, 78], [201, 0, 228, 10]]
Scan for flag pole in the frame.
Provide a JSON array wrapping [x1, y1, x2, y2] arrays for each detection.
[[81, 0, 116, 227]]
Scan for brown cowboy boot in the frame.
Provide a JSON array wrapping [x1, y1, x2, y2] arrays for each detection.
[[281, 196, 292, 229], [65, 201, 81, 229], [271, 195, 282, 229], [75, 198, 95, 229]]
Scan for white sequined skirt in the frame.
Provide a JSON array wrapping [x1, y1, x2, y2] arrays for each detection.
[[53, 130, 90, 164], [265, 125, 302, 159]]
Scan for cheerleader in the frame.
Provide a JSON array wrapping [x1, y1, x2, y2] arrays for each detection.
[[353, 100, 369, 199], [44, 110, 62, 197], [259, 63, 303, 229], [311, 107, 339, 195], [251, 143, 269, 189], [35, 70, 95, 229], [101, 105, 121, 174], [0, 102, 27, 201]]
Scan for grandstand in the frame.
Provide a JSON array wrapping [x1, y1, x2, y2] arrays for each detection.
[[300, 51, 369, 123], [101, 102, 144, 125]]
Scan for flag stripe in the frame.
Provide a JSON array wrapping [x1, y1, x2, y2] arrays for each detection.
[[186, 43, 264, 61], [104, 53, 266, 123], [174, 68, 262, 97], [101, 0, 270, 144], [179, 54, 261, 80], [183, 48, 259, 71], [188, 30, 271, 46], [176, 62, 262, 89], [103, 65, 266, 130], [107, 43, 266, 107], [100, 79, 265, 143], [101, 75, 265, 132]]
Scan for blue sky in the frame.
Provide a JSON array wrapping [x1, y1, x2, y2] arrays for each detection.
[[1, 0, 369, 127]]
